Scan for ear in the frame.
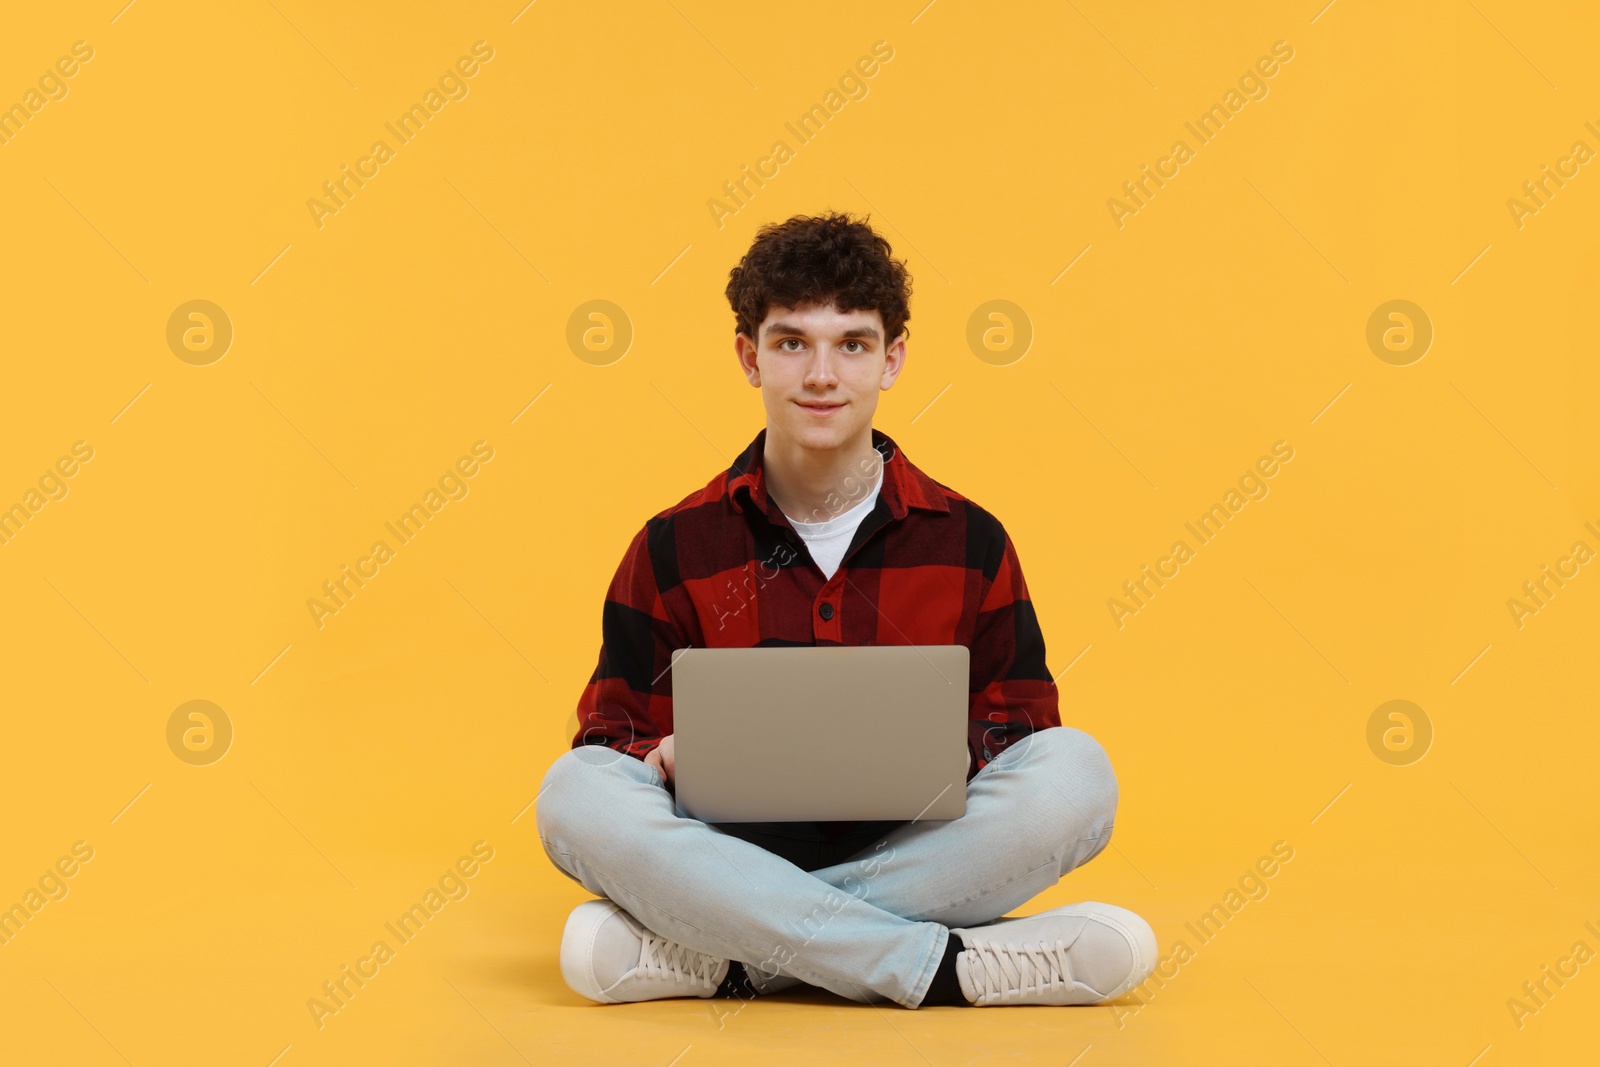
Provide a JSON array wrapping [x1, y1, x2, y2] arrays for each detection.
[[734, 332, 761, 386], [880, 333, 907, 389]]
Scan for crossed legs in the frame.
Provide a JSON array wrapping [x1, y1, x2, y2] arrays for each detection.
[[535, 726, 1118, 1008]]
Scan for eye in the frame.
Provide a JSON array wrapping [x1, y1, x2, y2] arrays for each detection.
[[843, 340, 866, 353], [778, 338, 804, 351]]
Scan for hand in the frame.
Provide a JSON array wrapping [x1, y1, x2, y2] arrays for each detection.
[[643, 734, 676, 789]]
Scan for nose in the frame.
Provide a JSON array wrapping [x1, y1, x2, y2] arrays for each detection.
[[802, 346, 841, 388]]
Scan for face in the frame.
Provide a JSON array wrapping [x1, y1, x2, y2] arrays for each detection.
[[735, 302, 905, 453]]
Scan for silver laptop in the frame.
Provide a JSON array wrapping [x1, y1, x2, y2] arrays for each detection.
[[671, 645, 969, 823]]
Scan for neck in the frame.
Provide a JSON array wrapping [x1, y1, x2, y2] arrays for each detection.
[[762, 426, 882, 525]]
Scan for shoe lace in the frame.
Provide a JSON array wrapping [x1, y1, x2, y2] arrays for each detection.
[[638, 933, 721, 987], [965, 938, 1076, 1001]]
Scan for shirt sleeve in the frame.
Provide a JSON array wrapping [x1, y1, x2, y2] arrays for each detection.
[[571, 522, 681, 760], [967, 523, 1060, 779]]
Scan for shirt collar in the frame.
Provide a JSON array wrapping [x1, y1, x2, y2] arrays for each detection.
[[726, 426, 951, 523]]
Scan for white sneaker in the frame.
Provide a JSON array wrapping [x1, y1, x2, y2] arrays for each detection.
[[560, 899, 730, 1003], [951, 902, 1157, 1006]]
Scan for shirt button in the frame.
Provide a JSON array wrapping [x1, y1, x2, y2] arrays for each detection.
[[818, 603, 834, 621]]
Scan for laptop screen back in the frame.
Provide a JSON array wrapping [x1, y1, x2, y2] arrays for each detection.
[[672, 645, 969, 822]]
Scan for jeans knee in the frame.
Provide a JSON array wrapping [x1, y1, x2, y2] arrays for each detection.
[[1031, 726, 1118, 836], [534, 745, 635, 848], [534, 748, 577, 851]]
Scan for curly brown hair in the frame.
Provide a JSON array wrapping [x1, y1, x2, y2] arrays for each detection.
[[725, 212, 913, 344]]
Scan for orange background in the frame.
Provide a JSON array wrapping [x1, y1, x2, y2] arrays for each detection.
[[1, 1, 1596, 1063]]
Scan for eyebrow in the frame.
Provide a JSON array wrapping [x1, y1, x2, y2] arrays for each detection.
[[763, 320, 882, 342]]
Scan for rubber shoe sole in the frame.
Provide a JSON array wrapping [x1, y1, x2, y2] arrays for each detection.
[[561, 900, 630, 1003]]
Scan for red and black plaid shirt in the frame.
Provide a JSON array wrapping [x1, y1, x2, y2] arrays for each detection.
[[572, 426, 1060, 780]]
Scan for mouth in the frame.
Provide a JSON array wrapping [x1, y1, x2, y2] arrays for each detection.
[[796, 400, 845, 417]]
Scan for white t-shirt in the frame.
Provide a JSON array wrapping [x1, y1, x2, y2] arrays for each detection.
[[786, 464, 884, 579]]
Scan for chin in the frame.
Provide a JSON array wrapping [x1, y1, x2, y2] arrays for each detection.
[[791, 418, 856, 446]]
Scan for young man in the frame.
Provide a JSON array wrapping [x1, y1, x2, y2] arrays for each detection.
[[537, 213, 1156, 1009]]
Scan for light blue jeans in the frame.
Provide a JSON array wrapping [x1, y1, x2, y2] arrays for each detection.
[[535, 726, 1118, 1008]]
